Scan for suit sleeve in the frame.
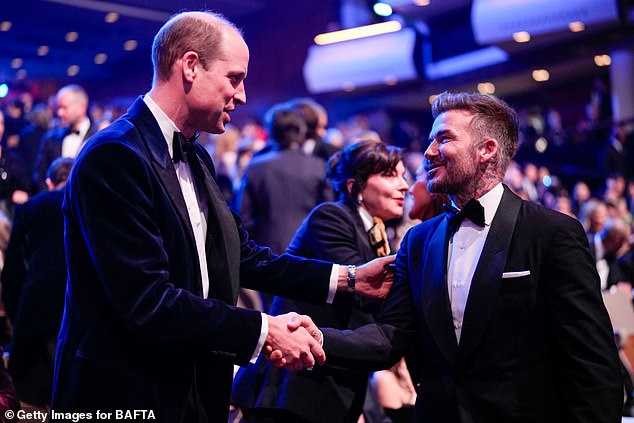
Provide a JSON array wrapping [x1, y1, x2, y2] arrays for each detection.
[[297, 204, 366, 264], [234, 210, 333, 303], [544, 217, 623, 423], [197, 144, 334, 305], [322, 229, 419, 371], [67, 142, 262, 364]]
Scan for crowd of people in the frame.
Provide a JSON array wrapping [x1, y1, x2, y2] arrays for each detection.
[[0, 8, 631, 423]]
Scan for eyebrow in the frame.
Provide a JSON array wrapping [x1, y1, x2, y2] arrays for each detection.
[[428, 128, 452, 144]]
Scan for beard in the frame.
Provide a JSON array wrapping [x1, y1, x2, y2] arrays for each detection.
[[426, 161, 478, 195]]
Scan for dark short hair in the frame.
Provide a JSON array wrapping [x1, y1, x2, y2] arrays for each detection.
[[288, 98, 327, 140], [47, 157, 74, 186], [151, 11, 242, 83], [263, 102, 307, 148], [327, 140, 402, 203], [432, 92, 519, 173]]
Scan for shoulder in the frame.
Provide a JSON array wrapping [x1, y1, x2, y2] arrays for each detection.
[[409, 213, 444, 238], [42, 126, 67, 142], [518, 197, 583, 232], [308, 201, 352, 221]]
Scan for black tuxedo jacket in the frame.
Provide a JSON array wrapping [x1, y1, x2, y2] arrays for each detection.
[[232, 201, 379, 422], [32, 123, 98, 192], [323, 186, 622, 423], [238, 147, 331, 254], [51, 97, 333, 422], [1, 188, 66, 405]]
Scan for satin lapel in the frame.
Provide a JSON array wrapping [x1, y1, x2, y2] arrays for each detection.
[[422, 217, 458, 367], [457, 186, 521, 364], [193, 146, 241, 304], [127, 99, 200, 295]]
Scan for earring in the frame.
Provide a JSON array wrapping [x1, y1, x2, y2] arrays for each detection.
[[357, 193, 363, 205]]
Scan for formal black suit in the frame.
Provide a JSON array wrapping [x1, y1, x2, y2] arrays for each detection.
[[1, 188, 66, 406], [323, 185, 622, 423], [232, 201, 379, 422], [237, 147, 331, 255], [32, 122, 97, 192], [51, 97, 334, 422]]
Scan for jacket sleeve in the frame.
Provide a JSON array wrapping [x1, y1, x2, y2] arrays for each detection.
[[322, 228, 419, 371], [544, 216, 623, 423], [67, 141, 262, 364]]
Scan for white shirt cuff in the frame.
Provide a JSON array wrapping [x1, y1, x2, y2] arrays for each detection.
[[327, 264, 338, 304], [251, 312, 268, 364]]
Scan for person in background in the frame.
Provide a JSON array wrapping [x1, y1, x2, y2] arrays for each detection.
[[371, 358, 417, 423], [392, 163, 449, 250], [580, 198, 609, 239], [17, 105, 53, 193], [233, 140, 408, 423], [289, 97, 340, 162], [1, 157, 73, 415], [0, 110, 30, 219], [32, 84, 97, 192], [237, 102, 332, 255]]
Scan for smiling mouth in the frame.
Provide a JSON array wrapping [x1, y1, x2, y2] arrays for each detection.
[[426, 165, 444, 175]]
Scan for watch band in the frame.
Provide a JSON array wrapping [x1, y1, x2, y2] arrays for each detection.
[[347, 265, 356, 292]]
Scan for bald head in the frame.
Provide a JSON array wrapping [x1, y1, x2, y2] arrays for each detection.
[[56, 84, 89, 128], [151, 11, 243, 85]]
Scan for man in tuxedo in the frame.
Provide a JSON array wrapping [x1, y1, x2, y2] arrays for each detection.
[[51, 11, 393, 423], [33, 84, 97, 192], [1, 157, 73, 412], [314, 92, 623, 422], [238, 102, 332, 255]]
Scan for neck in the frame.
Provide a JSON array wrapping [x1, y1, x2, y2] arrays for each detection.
[[147, 85, 194, 137], [452, 171, 501, 208]]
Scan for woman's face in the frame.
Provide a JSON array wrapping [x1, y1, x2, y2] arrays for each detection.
[[409, 166, 433, 220], [359, 161, 409, 221]]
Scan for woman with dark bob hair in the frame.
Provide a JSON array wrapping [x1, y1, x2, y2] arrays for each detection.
[[232, 139, 409, 423]]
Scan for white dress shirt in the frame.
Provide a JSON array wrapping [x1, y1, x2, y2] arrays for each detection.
[[61, 117, 91, 158], [143, 95, 338, 362], [447, 183, 503, 342], [143, 95, 211, 300]]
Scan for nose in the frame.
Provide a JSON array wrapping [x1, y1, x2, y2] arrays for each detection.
[[424, 139, 439, 159], [235, 82, 246, 105], [398, 175, 409, 192]]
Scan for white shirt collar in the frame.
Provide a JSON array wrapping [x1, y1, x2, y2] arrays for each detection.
[[358, 206, 375, 232], [477, 182, 504, 226], [143, 94, 180, 159]]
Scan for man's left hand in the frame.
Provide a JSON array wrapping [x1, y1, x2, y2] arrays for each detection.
[[354, 255, 395, 299]]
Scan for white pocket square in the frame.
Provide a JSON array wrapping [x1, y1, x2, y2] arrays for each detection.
[[502, 270, 531, 278]]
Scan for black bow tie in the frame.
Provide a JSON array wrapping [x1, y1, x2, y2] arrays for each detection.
[[66, 127, 80, 136], [172, 131, 198, 163], [443, 199, 485, 233]]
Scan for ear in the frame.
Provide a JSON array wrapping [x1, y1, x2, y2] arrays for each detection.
[[180, 51, 200, 83], [346, 178, 356, 195], [479, 138, 498, 163], [45, 178, 56, 191]]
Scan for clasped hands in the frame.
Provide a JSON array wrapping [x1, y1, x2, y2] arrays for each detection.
[[262, 255, 396, 370], [263, 312, 324, 370]]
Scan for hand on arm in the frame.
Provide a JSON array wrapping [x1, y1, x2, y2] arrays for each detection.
[[263, 312, 325, 370], [337, 255, 395, 299]]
